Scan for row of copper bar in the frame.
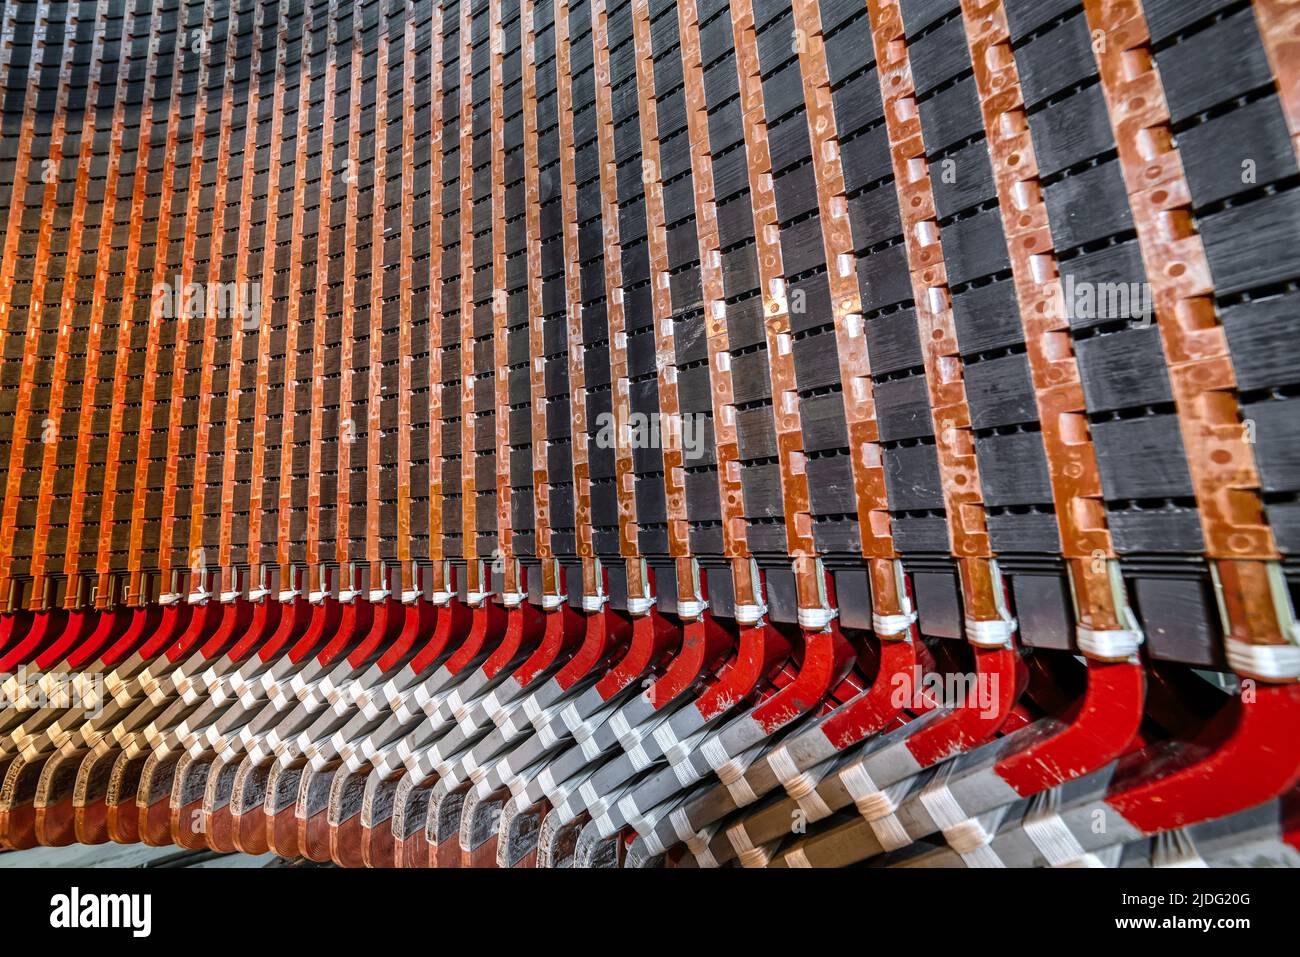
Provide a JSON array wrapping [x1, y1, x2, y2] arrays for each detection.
[[0, 0, 1298, 867]]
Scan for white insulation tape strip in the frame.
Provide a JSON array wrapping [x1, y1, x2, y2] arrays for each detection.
[[784, 847, 812, 868], [920, 764, 1005, 866], [1076, 627, 1144, 662], [965, 616, 1017, 649], [1023, 788, 1092, 868], [1152, 829, 1209, 869], [840, 763, 912, 851], [873, 611, 917, 638], [687, 825, 719, 869], [1225, 638, 1300, 681]]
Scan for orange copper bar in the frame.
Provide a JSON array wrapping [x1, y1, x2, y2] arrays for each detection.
[[306, 3, 341, 580], [0, 2, 84, 606], [96, 1, 168, 604], [64, 0, 140, 604], [630, 0, 697, 609], [866, 0, 1012, 637], [784, 0, 912, 630], [396, 0, 417, 595], [589, 0, 645, 605], [1253, 0, 1300, 158], [186, 2, 241, 602], [124, 0, 194, 602], [521, 0, 556, 597], [958, 0, 1133, 650], [0, 9, 53, 497], [457, 0, 479, 594], [365, 4, 391, 594], [490, 0, 516, 597], [553, 0, 597, 599], [426, 0, 449, 590], [673, 0, 756, 612], [156, 0, 219, 599], [246, 0, 293, 595], [276, 0, 319, 590], [335, 7, 363, 579], [1083, 0, 1288, 672], [29, 1, 111, 604], [217, 0, 270, 595]]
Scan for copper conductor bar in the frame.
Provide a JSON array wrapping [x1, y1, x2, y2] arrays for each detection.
[[458, 0, 482, 599], [957, 0, 1135, 657], [589, 0, 647, 609], [787, 0, 912, 635], [5, 1, 97, 609], [522, 0, 558, 599], [630, 0, 702, 613], [866, 0, 1013, 642], [491, 0, 518, 600], [1084, 0, 1293, 680]]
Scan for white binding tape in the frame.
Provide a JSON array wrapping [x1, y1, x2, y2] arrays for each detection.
[[839, 763, 912, 850], [1023, 788, 1092, 868], [626, 595, 656, 616], [873, 611, 917, 638], [581, 594, 607, 613], [677, 599, 708, 620], [797, 606, 837, 631], [734, 602, 767, 626], [278, 590, 299, 603], [1225, 638, 1300, 680], [501, 591, 526, 608], [1152, 829, 1209, 868], [965, 616, 1017, 649], [1076, 626, 1144, 662], [402, 589, 421, 604], [784, 848, 812, 868], [432, 590, 452, 606], [541, 594, 564, 610]]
